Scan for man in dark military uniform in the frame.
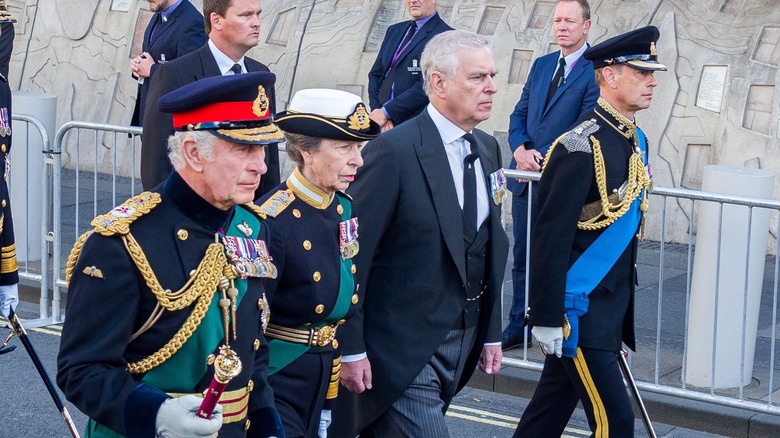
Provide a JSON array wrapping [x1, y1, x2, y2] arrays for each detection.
[[513, 26, 665, 437], [0, 1, 18, 321], [57, 72, 287, 438]]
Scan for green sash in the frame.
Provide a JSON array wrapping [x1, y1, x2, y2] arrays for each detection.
[[86, 206, 262, 438], [267, 194, 355, 374]]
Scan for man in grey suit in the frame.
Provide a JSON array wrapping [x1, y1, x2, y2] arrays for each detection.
[[331, 30, 509, 437], [141, 0, 280, 195], [502, 0, 599, 350]]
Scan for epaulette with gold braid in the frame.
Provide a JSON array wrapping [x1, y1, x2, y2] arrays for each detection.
[[257, 189, 295, 218], [91, 192, 162, 237], [242, 202, 268, 220]]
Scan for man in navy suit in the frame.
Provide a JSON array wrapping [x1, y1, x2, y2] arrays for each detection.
[[141, 0, 280, 197], [502, 0, 599, 350], [129, 0, 207, 127], [332, 30, 508, 437], [367, 0, 452, 131]]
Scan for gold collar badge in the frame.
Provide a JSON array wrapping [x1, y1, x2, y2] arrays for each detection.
[[650, 42, 656, 57], [253, 86, 270, 118], [348, 103, 371, 132]]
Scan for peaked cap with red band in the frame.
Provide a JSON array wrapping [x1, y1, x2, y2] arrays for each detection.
[[158, 71, 284, 145]]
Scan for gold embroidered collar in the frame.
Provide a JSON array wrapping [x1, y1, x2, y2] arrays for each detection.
[[596, 97, 635, 139], [286, 167, 334, 209]]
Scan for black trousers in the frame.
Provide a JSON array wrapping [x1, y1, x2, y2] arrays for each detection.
[[513, 347, 634, 438]]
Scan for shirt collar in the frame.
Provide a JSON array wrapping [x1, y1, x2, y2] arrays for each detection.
[[286, 166, 334, 210], [208, 39, 246, 75], [426, 103, 469, 146], [559, 42, 590, 75], [413, 12, 437, 30], [160, 0, 184, 20]]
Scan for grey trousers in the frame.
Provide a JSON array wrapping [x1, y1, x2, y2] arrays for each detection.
[[364, 324, 479, 438]]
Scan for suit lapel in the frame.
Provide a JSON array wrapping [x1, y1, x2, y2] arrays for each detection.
[[414, 112, 468, 284], [198, 45, 222, 79], [396, 14, 439, 66]]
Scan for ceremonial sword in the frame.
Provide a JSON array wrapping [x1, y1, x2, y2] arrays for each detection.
[[617, 350, 657, 438], [5, 309, 82, 438]]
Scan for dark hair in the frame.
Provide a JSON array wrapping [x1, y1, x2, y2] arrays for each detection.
[[283, 132, 322, 168], [203, 0, 233, 34], [557, 0, 591, 21]]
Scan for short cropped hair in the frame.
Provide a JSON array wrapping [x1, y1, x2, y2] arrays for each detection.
[[420, 30, 490, 96], [203, 0, 232, 34], [557, 0, 591, 21], [167, 131, 218, 171]]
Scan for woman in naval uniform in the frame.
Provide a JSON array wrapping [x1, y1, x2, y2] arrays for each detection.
[[255, 89, 379, 438]]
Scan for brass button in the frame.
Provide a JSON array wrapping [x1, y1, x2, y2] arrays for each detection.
[[303, 240, 312, 250], [351, 264, 357, 274], [315, 304, 325, 314], [313, 271, 321, 282], [1, 144, 5, 152], [1, 199, 5, 208], [253, 339, 260, 350], [293, 209, 301, 218], [248, 379, 255, 391], [337, 205, 344, 214], [245, 419, 251, 430], [206, 354, 215, 365], [332, 339, 339, 349], [189, 269, 197, 277], [351, 294, 359, 304], [2, 173, 6, 180], [177, 229, 188, 240]]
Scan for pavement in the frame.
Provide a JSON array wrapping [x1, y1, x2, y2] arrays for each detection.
[[2, 169, 779, 436]]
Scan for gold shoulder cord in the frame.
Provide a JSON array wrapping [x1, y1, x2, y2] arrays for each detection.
[[578, 133, 650, 231]]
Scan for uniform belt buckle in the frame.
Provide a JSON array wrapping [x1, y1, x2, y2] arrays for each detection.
[[311, 324, 337, 346]]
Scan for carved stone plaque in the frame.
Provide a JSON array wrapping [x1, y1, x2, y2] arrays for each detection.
[[365, 1, 402, 52], [695, 65, 727, 113], [111, 0, 132, 12]]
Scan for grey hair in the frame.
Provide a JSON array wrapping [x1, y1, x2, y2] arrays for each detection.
[[283, 132, 322, 168], [421, 29, 491, 96], [167, 130, 218, 170]]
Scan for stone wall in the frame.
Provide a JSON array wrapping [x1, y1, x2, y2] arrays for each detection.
[[6, 0, 780, 244]]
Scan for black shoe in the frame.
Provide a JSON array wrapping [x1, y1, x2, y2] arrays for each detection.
[[501, 332, 533, 350]]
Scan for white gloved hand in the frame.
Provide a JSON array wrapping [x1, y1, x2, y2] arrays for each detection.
[[0, 284, 18, 318], [532, 326, 564, 358], [318, 409, 332, 438], [155, 394, 222, 438]]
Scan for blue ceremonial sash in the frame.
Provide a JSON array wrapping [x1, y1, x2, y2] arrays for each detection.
[[562, 127, 647, 358]]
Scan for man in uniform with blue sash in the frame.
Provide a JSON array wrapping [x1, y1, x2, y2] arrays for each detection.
[[513, 26, 665, 437], [58, 72, 286, 438]]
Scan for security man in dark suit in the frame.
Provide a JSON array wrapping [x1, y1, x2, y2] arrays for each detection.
[[0, 3, 18, 320], [129, 0, 207, 127], [367, 0, 452, 131], [257, 88, 379, 437], [57, 72, 286, 438], [514, 26, 665, 437], [142, 0, 281, 197]]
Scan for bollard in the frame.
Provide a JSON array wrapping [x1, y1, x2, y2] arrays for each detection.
[[685, 165, 774, 388], [9, 91, 56, 262]]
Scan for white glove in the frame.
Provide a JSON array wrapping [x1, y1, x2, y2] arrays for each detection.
[[155, 394, 223, 438], [0, 284, 18, 318], [532, 326, 563, 358], [318, 409, 332, 438]]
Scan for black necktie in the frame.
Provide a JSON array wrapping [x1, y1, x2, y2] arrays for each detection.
[[377, 21, 417, 104], [149, 13, 161, 41], [546, 57, 566, 106], [229, 63, 243, 75], [461, 133, 479, 239]]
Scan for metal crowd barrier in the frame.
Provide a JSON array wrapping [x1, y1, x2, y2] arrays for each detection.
[[8, 118, 780, 419], [503, 168, 780, 417]]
